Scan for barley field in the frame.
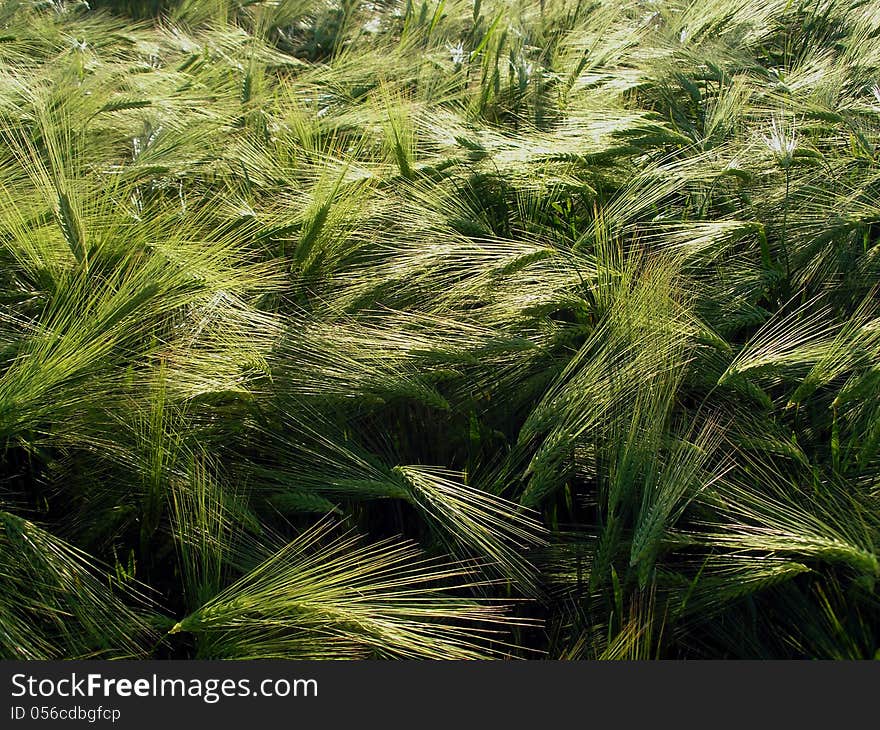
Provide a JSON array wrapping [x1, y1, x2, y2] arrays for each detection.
[[2, 0, 880, 659]]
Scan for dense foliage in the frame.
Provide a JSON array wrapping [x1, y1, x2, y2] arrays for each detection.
[[1, 0, 880, 659]]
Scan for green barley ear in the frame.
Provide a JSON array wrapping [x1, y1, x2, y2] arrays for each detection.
[[0, 511, 157, 659], [173, 517, 536, 659]]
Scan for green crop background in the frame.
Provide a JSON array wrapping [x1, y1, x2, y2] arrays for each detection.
[[1, 0, 880, 659]]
